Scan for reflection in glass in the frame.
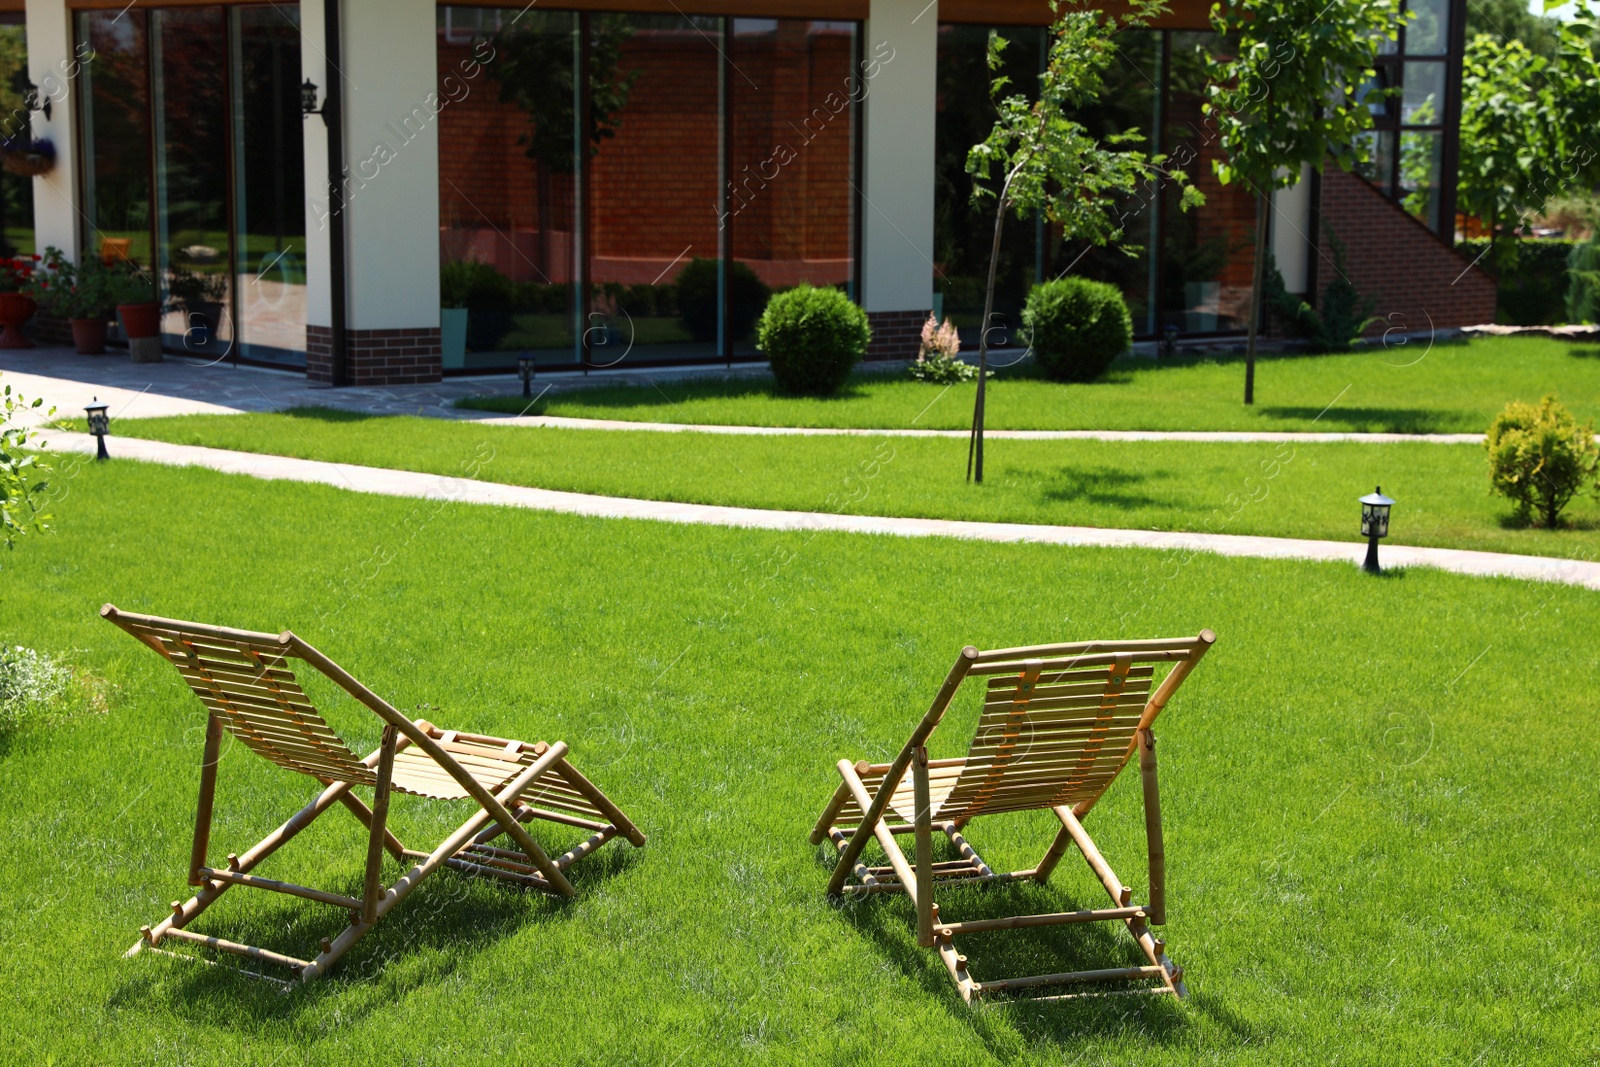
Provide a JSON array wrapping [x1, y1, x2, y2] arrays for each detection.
[[1401, 61, 1444, 125], [729, 19, 858, 354], [78, 12, 154, 269], [1355, 129, 1396, 191], [151, 7, 232, 354], [1163, 32, 1257, 333], [1400, 129, 1442, 230], [934, 24, 1044, 346], [1404, 0, 1449, 55], [588, 14, 722, 363], [0, 22, 33, 257], [232, 6, 306, 365], [440, 8, 579, 368]]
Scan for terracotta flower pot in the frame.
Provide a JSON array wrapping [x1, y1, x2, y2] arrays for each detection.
[[117, 301, 161, 340], [70, 316, 109, 355], [0, 292, 36, 349]]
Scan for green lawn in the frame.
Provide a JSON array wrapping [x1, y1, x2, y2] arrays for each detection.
[[95, 410, 1600, 560], [457, 335, 1600, 432], [0, 460, 1595, 1064]]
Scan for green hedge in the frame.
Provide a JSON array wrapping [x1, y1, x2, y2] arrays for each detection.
[[1458, 238, 1580, 326], [756, 284, 870, 395]]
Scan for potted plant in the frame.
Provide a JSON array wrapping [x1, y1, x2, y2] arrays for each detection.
[[439, 260, 472, 369], [166, 260, 229, 346], [29, 248, 116, 354], [0, 254, 40, 349], [110, 260, 163, 362], [0, 135, 55, 178]]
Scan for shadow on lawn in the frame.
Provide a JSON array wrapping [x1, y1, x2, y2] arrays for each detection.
[[822, 845, 1257, 1051], [1254, 405, 1468, 433], [111, 838, 641, 1026], [1034, 464, 1171, 509], [274, 406, 383, 424]]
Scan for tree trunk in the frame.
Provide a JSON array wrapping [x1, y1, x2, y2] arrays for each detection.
[[1243, 191, 1269, 406], [968, 197, 1010, 484]]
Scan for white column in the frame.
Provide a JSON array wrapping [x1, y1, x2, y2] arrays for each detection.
[[24, 0, 81, 259], [302, 0, 440, 380], [861, 0, 937, 318], [1272, 163, 1314, 295]]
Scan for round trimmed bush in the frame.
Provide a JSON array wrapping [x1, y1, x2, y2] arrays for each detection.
[[1023, 277, 1133, 383], [756, 284, 871, 396]]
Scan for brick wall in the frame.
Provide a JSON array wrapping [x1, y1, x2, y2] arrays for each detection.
[[1317, 167, 1496, 333], [31, 312, 74, 347], [866, 309, 929, 361], [306, 325, 443, 385]]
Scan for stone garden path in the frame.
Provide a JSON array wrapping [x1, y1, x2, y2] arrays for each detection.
[[42, 430, 1600, 592]]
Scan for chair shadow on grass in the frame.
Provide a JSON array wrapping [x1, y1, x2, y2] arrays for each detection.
[[110, 833, 641, 1027], [816, 843, 1258, 1052]]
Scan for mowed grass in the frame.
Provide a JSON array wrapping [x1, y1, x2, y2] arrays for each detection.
[[0, 460, 1597, 1064], [97, 411, 1600, 560], [459, 335, 1600, 432]]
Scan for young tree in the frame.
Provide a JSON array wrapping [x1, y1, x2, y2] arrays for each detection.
[[966, 0, 1200, 484], [0, 382, 51, 550], [1458, 2, 1600, 265], [1205, 0, 1399, 405]]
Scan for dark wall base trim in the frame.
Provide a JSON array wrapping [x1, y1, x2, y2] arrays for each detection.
[[306, 325, 442, 385], [865, 309, 930, 361]]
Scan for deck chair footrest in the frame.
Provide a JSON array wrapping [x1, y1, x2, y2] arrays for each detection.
[[198, 867, 364, 912], [160, 927, 311, 971], [935, 905, 1146, 937], [976, 964, 1167, 995]]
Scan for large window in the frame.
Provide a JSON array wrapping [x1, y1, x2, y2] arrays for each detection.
[[1356, 0, 1458, 234], [437, 7, 860, 371], [0, 17, 35, 258], [77, 5, 306, 364], [935, 25, 1257, 339]]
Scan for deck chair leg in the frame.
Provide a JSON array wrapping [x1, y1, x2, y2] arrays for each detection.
[[834, 759, 920, 904], [913, 746, 936, 947], [551, 758, 648, 847], [133, 774, 354, 957], [1138, 728, 1166, 925], [1053, 805, 1183, 997], [188, 713, 225, 887], [362, 726, 398, 924]]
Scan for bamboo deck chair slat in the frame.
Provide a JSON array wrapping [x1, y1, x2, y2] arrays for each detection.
[[102, 604, 646, 982], [810, 631, 1214, 1004]]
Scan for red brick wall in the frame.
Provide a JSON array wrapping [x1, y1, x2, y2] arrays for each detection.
[[1317, 167, 1496, 333], [866, 309, 929, 361], [307, 325, 443, 385]]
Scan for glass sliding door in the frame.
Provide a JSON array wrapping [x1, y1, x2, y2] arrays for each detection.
[[587, 13, 723, 365], [728, 19, 859, 355], [0, 18, 35, 257], [151, 7, 233, 354], [232, 6, 307, 365], [77, 12, 155, 271], [438, 7, 580, 370]]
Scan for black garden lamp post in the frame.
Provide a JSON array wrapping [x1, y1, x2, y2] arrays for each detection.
[[1360, 486, 1394, 574], [517, 354, 536, 400], [85, 398, 110, 460]]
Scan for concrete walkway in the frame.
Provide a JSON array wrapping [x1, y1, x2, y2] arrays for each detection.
[[488, 414, 1488, 444], [2, 359, 1494, 444], [41, 430, 1600, 592]]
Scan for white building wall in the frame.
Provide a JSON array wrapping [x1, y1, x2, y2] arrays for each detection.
[[302, 0, 440, 332], [24, 0, 80, 260], [861, 0, 937, 316], [1272, 163, 1314, 295]]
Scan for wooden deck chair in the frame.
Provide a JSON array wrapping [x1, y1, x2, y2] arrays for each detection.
[[102, 604, 646, 982], [810, 632, 1214, 1003]]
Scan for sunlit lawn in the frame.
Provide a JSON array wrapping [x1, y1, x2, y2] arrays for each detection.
[[0, 459, 1596, 1064], [458, 334, 1600, 433]]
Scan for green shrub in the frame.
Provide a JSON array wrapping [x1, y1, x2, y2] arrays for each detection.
[[1485, 394, 1600, 527], [440, 261, 474, 308], [1458, 238, 1579, 325], [1565, 238, 1600, 325], [1023, 277, 1132, 383], [756, 284, 870, 396], [677, 258, 770, 342], [0, 645, 104, 734], [1264, 234, 1378, 353]]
